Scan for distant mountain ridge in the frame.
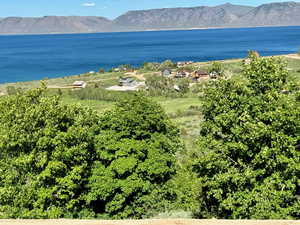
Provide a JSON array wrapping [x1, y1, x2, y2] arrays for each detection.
[[0, 16, 114, 34], [113, 3, 255, 29], [1, 1, 300, 34]]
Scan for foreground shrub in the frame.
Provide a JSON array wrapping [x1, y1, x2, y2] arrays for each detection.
[[85, 94, 183, 218], [0, 90, 181, 219], [193, 56, 300, 219], [0, 88, 100, 218]]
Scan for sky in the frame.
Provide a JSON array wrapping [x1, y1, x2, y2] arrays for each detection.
[[1, 0, 299, 19]]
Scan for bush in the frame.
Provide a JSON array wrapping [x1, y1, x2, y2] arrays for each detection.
[[159, 60, 176, 70], [85, 94, 183, 218], [0, 87, 100, 218], [142, 62, 160, 71], [192, 56, 300, 219], [0, 90, 182, 219], [208, 61, 223, 76], [146, 76, 189, 98], [6, 86, 23, 95]]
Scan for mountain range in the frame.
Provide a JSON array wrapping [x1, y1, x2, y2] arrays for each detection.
[[1, 1, 300, 34]]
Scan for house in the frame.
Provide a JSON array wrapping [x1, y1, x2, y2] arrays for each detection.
[[119, 77, 137, 87], [72, 81, 87, 89], [175, 71, 189, 78], [193, 70, 210, 80], [161, 69, 172, 77]]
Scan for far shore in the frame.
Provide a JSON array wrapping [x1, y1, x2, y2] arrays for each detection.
[[0, 24, 299, 36]]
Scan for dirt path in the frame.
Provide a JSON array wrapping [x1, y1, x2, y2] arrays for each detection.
[[0, 220, 299, 225]]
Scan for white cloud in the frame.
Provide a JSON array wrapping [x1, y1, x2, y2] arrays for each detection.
[[82, 2, 96, 7]]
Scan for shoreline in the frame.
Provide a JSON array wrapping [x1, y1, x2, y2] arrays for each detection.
[[0, 53, 298, 89], [0, 25, 300, 36]]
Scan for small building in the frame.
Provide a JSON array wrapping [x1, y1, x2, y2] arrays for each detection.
[[175, 71, 188, 78], [72, 81, 87, 89], [162, 69, 172, 77], [119, 77, 137, 87], [193, 70, 210, 80]]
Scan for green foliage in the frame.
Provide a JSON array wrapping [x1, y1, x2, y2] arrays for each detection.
[[142, 60, 176, 72], [142, 62, 160, 71], [177, 65, 197, 73], [193, 56, 300, 219], [146, 76, 176, 97], [244, 56, 288, 94], [159, 60, 176, 70], [176, 78, 190, 95], [85, 94, 182, 218], [0, 90, 181, 219], [146, 76, 189, 98], [168, 167, 199, 212], [0, 87, 100, 218], [71, 87, 134, 102], [6, 86, 23, 95], [208, 62, 223, 76]]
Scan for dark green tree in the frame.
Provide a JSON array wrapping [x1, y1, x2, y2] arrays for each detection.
[[85, 94, 182, 218], [193, 56, 300, 219], [0, 87, 100, 218], [0, 89, 181, 219]]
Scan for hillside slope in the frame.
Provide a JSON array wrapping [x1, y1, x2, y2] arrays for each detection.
[[113, 3, 254, 29], [233, 2, 300, 26], [0, 16, 114, 34], [0, 2, 300, 34]]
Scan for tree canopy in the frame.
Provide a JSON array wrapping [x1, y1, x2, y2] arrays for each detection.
[[0, 87, 100, 218], [0, 89, 181, 219], [193, 56, 300, 219], [86, 94, 182, 218]]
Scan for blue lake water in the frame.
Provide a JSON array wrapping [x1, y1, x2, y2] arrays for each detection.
[[1, 26, 300, 84]]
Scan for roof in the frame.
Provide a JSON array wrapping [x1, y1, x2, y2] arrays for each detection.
[[73, 81, 86, 86], [195, 70, 209, 75], [162, 69, 172, 75]]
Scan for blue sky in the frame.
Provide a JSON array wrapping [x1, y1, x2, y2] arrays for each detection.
[[1, 0, 299, 19]]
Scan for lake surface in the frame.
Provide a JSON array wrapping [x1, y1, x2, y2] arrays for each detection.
[[1, 26, 300, 84]]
